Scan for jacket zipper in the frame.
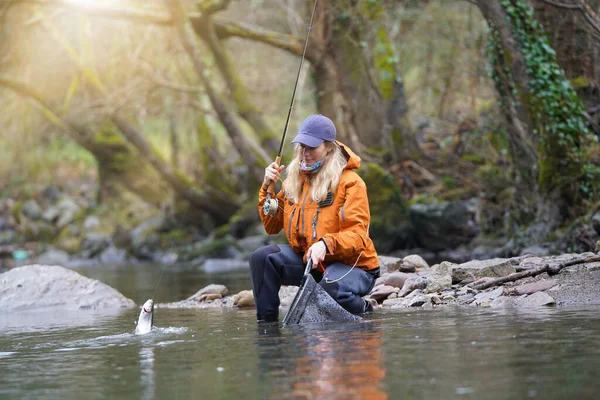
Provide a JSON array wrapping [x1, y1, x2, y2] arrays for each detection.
[[339, 203, 346, 223], [311, 208, 321, 241], [288, 208, 296, 238], [299, 181, 311, 236]]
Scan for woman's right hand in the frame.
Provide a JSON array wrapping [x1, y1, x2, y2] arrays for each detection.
[[263, 162, 285, 185]]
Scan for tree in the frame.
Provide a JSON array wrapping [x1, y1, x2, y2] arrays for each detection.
[[474, 0, 599, 234]]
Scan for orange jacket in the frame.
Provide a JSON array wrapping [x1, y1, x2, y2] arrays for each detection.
[[258, 141, 379, 271]]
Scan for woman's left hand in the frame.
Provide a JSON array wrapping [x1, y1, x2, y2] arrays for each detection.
[[306, 241, 326, 267]]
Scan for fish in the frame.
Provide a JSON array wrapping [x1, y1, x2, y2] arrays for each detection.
[[134, 299, 154, 335]]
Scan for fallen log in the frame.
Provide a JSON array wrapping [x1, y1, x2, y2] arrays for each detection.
[[472, 256, 600, 291]]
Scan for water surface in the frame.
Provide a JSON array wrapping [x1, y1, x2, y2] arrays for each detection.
[[1, 263, 599, 399]]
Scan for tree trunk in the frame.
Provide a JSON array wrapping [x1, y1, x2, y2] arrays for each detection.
[[309, 0, 419, 161], [0, 77, 169, 206], [166, 0, 268, 188], [475, 0, 598, 229], [532, 0, 600, 109], [191, 14, 280, 155]]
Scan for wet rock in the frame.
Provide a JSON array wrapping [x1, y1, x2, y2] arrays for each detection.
[[197, 293, 222, 302], [425, 261, 454, 293], [517, 292, 556, 307], [378, 255, 402, 274], [399, 276, 427, 297], [452, 258, 515, 284], [370, 285, 398, 302], [187, 284, 228, 300], [409, 295, 429, 307], [506, 279, 557, 296], [233, 290, 254, 307], [37, 249, 70, 265], [0, 264, 135, 311]]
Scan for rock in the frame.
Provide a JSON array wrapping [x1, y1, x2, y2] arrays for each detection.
[[409, 295, 429, 307], [0, 217, 10, 231], [377, 255, 402, 274], [425, 261, 454, 293], [0, 264, 135, 311], [520, 245, 550, 257], [233, 290, 255, 307], [377, 271, 412, 289], [81, 233, 112, 258], [370, 285, 398, 302], [506, 279, 557, 296], [382, 298, 406, 308], [402, 254, 429, 271], [98, 246, 128, 265], [472, 287, 504, 306], [42, 207, 60, 223], [452, 258, 516, 284], [278, 285, 299, 307], [197, 293, 222, 302], [21, 200, 43, 220], [490, 296, 517, 308], [410, 201, 479, 251], [0, 230, 15, 245], [83, 216, 101, 231], [187, 284, 228, 300], [37, 249, 70, 265], [399, 276, 427, 297], [517, 292, 556, 307]]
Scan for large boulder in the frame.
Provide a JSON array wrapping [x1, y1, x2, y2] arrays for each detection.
[[410, 201, 479, 251], [0, 264, 135, 311]]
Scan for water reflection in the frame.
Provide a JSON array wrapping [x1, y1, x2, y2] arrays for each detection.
[[139, 347, 155, 400], [256, 322, 387, 400]]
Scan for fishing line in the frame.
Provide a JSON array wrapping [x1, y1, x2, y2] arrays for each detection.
[[263, 0, 319, 216]]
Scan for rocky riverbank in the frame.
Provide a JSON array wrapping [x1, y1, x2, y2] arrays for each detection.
[[4, 250, 600, 317]]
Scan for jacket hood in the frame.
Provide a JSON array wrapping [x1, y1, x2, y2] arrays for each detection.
[[336, 140, 361, 170]]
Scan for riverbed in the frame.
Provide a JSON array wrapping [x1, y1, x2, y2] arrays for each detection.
[[1, 263, 599, 399]]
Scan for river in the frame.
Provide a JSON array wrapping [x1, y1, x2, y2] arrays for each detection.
[[1, 263, 599, 399]]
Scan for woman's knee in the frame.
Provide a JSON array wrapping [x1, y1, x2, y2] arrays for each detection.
[[249, 245, 280, 269]]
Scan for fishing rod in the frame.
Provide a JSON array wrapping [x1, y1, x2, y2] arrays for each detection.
[[263, 0, 319, 217]]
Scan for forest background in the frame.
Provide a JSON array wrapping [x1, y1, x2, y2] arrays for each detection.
[[1, 0, 599, 267]]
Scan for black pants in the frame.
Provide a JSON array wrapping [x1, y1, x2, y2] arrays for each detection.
[[249, 244, 378, 322]]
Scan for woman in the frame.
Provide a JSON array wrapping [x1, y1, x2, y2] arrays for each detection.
[[250, 114, 380, 323]]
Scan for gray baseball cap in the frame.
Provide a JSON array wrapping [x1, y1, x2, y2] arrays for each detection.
[[291, 115, 336, 147]]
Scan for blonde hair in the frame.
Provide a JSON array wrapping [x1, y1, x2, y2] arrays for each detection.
[[285, 141, 347, 203]]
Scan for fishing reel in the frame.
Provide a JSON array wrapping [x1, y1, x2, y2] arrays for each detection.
[[263, 193, 278, 217]]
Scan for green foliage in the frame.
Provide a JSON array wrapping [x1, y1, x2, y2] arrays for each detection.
[[490, 0, 598, 199]]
